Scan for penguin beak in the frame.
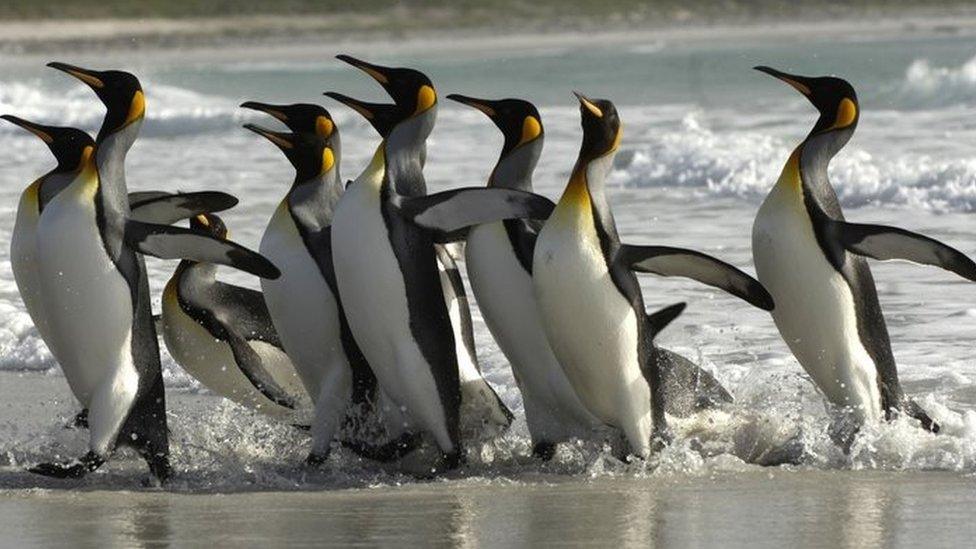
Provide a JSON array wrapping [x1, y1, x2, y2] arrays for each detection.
[[324, 92, 384, 122], [335, 55, 392, 86], [753, 66, 813, 97], [573, 91, 604, 118], [446, 94, 498, 118], [240, 101, 289, 122], [243, 124, 295, 151], [47, 61, 105, 89], [1, 115, 55, 144]]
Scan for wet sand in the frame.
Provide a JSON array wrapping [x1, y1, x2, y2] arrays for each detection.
[[2, 471, 974, 546]]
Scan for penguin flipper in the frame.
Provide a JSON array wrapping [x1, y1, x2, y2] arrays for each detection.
[[834, 220, 976, 282], [129, 191, 239, 225], [223, 330, 298, 410], [653, 347, 734, 417], [124, 220, 280, 279], [397, 188, 555, 236], [646, 302, 687, 337], [619, 244, 775, 311]]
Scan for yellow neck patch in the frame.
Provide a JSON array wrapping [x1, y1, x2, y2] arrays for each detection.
[[517, 116, 542, 148], [321, 147, 335, 174], [830, 97, 857, 130], [560, 168, 591, 211], [776, 147, 803, 192], [316, 116, 334, 138], [124, 91, 146, 127], [414, 85, 436, 116]]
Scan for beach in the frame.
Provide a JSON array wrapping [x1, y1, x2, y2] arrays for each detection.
[[2, 7, 976, 545]]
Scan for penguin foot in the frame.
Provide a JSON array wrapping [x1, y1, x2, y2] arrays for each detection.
[[532, 441, 557, 461], [305, 451, 330, 467], [905, 400, 941, 434], [341, 432, 423, 463], [28, 451, 103, 479], [651, 429, 673, 453], [64, 409, 89, 430]]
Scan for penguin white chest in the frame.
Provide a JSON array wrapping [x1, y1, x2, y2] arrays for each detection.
[[36, 185, 134, 406], [260, 204, 346, 399], [533, 200, 649, 448], [11, 183, 52, 351], [753, 182, 882, 421]]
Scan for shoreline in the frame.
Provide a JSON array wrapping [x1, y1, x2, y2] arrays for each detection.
[[2, 9, 976, 57]]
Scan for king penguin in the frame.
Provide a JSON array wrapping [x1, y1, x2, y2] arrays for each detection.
[[533, 93, 774, 458], [4, 115, 237, 398], [243, 111, 419, 464], [448, 95, 735, 458], [325, 58, 552, 471], [327, 56, 516, 442], [161, 213, 309, 420], [752, 67, 976, 441], [26, 62, 279, 482]]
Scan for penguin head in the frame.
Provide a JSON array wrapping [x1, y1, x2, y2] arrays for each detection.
[[754, 66, 859, 137], [323, 92, 400, 138], [2, 115, 95, 172], [239, 101, 337, 140], [190, 213, 228, 240], [447, 95, 544, 156], [47, 62, 145, 141], [244, 124, 336, 181], [335, 55, 437, 120], [574, 92, 622, 163]]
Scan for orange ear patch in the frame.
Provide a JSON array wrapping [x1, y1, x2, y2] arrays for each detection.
[[517, 116, 541, 147], [831, 97, 858, 130], [316, 116, 334, 138]]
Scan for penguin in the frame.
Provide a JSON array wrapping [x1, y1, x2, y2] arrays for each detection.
[[244, 116, 418, 464], [448, 95, 735, 459], [325, 58, 552, 471], [4, 116, 238, 380], [26, 62, 278, 481], [326, 56, 515, 441], [752, 67, 976, 440], [533, 93, 774, 458], [160, 213, 310, 420]]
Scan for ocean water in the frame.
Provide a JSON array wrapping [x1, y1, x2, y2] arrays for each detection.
[[2, 31, 976, 493]]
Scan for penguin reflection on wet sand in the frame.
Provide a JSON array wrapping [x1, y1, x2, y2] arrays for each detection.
[[23, 62, 279, 482], [533, 93, 774, 459], [161, 213, 310, 420], [450, 95, 734, 460], [753, 66, 976, 445], [327, 56, 552, 472]]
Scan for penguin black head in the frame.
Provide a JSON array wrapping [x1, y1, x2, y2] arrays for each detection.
[[754, 66, 859, 136], [244, 124, 335, 181], [447, 95, 544, 156], [324, 92, 400, 138], [574, 92, 621, 163], [335, 55, 437, 119], [239, 101, 337, 140], [190, 213, 228, 240], [2, 115, 95, 172], [47, 62, 145, 142]]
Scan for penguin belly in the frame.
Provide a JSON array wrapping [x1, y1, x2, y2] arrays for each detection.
[[753, 184, 882, 423], [331, 182, 454, 452], [36, 184, 136, 419], [260, 205, 349, 403], [11, 182, 58, 357], [467, 222, 598, 443], [534, 216, 651, 457], [160, 281, 302, 419]]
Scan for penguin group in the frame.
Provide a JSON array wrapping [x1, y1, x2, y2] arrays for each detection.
[[6, 57, 976, 483]]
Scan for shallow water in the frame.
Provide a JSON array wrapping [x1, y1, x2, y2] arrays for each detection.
[[1, 26, 976, 542]]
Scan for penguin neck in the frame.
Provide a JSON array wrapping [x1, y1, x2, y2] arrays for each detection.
[[559, 150, 620, 243], [384, 110, 435, 197], [95, 119, 143, 214], [287, 167, 343, 230], [488, 139, 541, 191], [175, 260, 216, 294], [795, 126, 854, 216]]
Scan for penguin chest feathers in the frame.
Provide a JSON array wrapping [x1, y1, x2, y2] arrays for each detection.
[[753, 150, 882, 420]]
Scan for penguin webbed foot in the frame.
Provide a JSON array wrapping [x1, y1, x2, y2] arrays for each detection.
[[902, 400, 940, 434], [29, 451, 104, 479], [340, 432, 423, 463], [532, 441, 557, 461]]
